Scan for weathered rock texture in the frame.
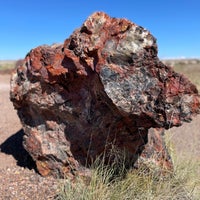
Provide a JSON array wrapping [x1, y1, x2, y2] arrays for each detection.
[[10, 12, 200, 178], [140, 128, 173, 171]]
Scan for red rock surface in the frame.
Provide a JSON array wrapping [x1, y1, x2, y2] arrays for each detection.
[[10, 12, 200, 178], [140, 128, 173, 171]]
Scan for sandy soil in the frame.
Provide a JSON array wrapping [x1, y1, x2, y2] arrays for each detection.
[[0, 74, 199, 199]]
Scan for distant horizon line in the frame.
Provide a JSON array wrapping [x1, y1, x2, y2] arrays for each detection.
[[1, 57, 200, 61], [161, 56, 200, 60]]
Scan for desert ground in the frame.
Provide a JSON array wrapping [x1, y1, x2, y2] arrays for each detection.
[[0, 60, 200, 199]]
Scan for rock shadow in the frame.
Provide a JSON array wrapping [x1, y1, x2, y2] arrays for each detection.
[[0, 129, 37, 171]]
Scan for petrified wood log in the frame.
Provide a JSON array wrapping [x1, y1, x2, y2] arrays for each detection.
[[10, 12, 200, 178]]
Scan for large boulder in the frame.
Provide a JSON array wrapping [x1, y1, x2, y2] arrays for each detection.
[[10, 12, 200, 178]]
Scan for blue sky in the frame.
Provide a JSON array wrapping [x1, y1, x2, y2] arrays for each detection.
[[0, 0, 200, 60]]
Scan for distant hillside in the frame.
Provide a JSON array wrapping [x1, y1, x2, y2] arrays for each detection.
[[161, 58, 200, 67], [0, 60, 17, 74]]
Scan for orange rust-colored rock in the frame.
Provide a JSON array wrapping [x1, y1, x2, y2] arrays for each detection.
[[10, 12, 200, 178]]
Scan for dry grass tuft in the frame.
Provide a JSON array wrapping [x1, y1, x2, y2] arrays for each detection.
[[56, 144, 200, 200]]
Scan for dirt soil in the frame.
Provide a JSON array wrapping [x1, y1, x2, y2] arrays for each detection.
[[0, 74, 200, 199]]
